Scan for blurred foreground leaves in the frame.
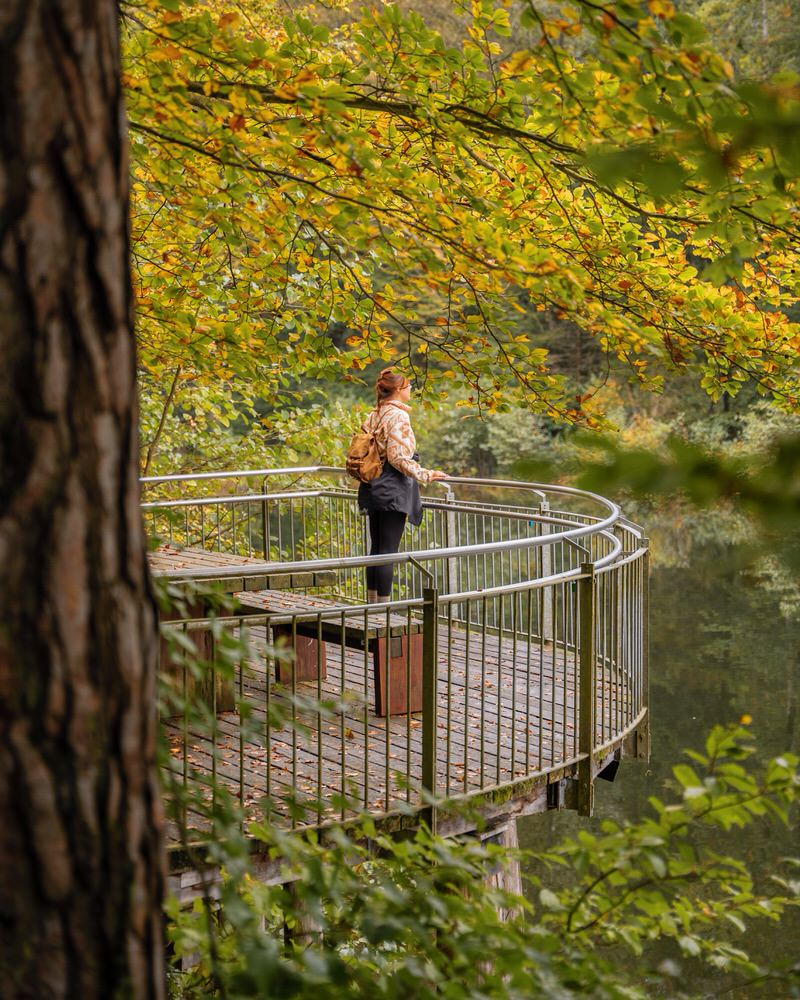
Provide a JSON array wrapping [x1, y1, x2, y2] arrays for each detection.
[[166, 723, 799, 998]]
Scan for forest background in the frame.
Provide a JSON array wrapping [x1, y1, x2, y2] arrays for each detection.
[[130, 0, 800, 580], [132, 0, 800, 496]]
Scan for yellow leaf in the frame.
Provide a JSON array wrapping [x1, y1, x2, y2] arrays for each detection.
[[150, 43, 181, 61], [229, 89, 247, 112], [647, 0, 675, 17], [502, 51, 535, 76]]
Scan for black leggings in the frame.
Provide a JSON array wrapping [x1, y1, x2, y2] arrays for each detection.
[[366, 511, 407, 597]]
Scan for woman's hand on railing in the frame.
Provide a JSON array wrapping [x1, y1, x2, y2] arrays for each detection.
[[428, 470, 449, 481]]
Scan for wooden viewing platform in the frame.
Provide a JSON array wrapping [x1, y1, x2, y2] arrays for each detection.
[[144, 468, 650, 896]]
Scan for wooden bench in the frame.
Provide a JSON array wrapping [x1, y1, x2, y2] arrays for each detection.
[[151, 545, 338, 715], [236, 590, 424, 717]]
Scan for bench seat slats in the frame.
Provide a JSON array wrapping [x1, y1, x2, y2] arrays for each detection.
[[234, 590, 422, 647]]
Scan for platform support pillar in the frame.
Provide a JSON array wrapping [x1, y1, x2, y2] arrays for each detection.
[[480, 819, 523, 922], [283, 879, 323, 948]]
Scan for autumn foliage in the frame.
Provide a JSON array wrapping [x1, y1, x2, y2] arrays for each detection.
[[124, 0, 800, 449]]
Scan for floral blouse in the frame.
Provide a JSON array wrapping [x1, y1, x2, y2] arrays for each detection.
[[364, 401, 436, 485]]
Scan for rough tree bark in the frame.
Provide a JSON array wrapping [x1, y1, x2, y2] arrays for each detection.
[[0, 3, 165, 997]]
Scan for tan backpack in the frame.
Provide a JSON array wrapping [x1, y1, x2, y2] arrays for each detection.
[[345, 409, 386, 483]]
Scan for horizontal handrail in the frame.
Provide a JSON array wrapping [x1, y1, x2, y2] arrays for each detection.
[[141, 466, 618, 519], [153, 533, 626, 597], [141, 489, 342, 510], [150, 528, 624, 580], [144, 471, 633, 581], [141, 465, 344, 484], [595, 544, 649, 574], [161, 598, 425, 629]]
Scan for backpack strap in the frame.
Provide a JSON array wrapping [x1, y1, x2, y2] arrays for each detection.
[[366, 405, 389, 433], [360, 406, 388, 454]]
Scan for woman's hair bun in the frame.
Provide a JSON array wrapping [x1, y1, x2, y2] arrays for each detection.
[[375, 367, 408, 405]]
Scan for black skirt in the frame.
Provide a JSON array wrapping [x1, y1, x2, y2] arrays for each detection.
[[357, 454, 423, 526]]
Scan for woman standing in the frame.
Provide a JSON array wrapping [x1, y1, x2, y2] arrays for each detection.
[[358, 368, 448, 602]]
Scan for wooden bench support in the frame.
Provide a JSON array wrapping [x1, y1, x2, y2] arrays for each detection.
[[273, 626, 328, 685], [373, 634, 423, 717], [159, 603, 236, 715], [235, 590, 423, 716]]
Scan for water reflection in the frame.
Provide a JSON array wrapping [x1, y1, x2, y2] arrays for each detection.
[[519, 538, 800, 989]]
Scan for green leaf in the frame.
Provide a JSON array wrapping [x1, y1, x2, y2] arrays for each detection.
[[539, 888, 564, 911], [673, 763, 702, 789]]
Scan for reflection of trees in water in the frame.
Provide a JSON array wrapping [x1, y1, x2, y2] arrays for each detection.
[[749, 555, 800, 623], [522, 530, 800, 983], [652, 544, 798, 755], [629, 497, 800, 633], [650, 546, 800, 988], [626, 498, 751, 570]]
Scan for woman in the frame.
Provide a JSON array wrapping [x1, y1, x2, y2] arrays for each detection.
[[358, 368, 448, 602]]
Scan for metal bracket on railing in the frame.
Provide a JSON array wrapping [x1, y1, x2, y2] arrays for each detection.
[[564, 538, 590, 558], [408, 556, 434, 584]]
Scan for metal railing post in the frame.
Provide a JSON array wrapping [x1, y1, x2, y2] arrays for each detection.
[[444, 486, 458, 597], [637, 540, 651, 761], [442, 485, 460, 624], [421, 586, 439, 812], [578, 561, 596, 817], [261, 476, 269, 561], [540, 499, 553, 642]]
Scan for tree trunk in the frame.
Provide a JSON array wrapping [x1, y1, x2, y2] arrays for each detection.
[[0, 3, 165, 997]]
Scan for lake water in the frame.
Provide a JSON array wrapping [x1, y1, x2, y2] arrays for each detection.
[[519, 538, 800, 993]]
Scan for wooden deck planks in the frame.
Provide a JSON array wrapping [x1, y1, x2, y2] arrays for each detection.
[[162, 622, 633, 843]]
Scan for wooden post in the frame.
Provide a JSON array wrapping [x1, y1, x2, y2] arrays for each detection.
[[480, 820, 523, 921], [421, 587, 439, 812], [578, 562, 597, 817], [283, 880, 323, 948]]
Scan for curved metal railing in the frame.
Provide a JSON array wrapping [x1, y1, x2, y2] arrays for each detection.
[[146, 468, 649, 841]]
